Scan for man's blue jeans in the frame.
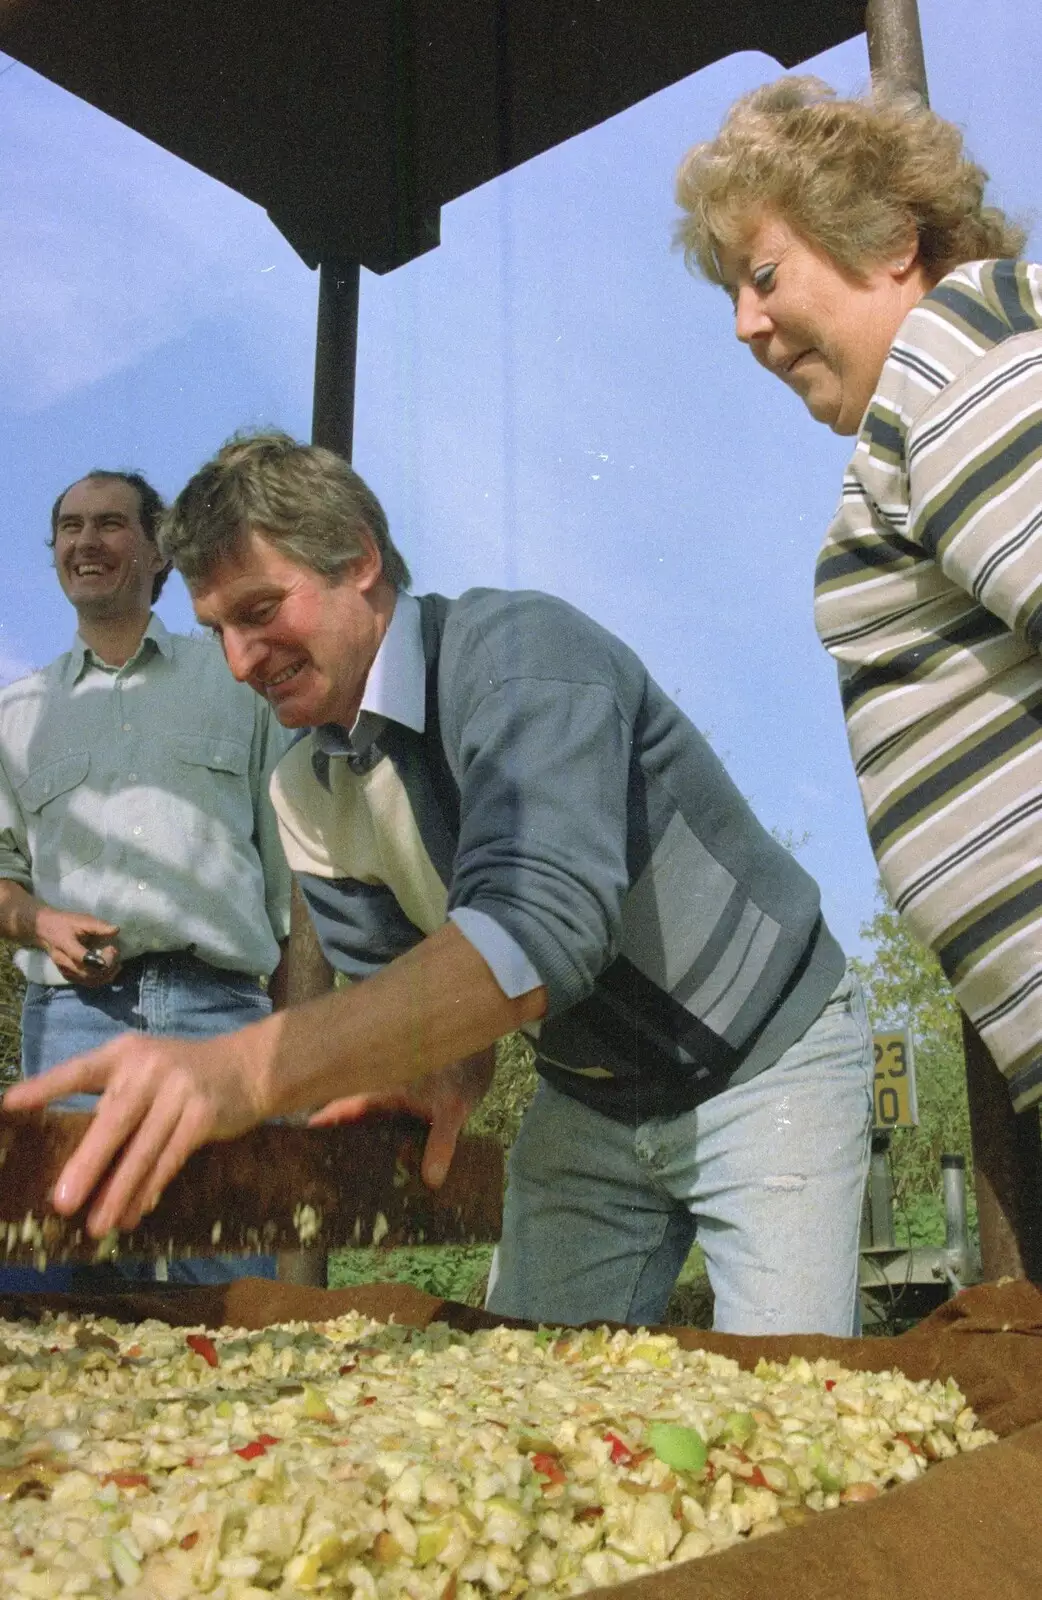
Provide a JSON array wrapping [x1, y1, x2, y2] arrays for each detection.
[[486, 966, 874, 1335], [11, 951, 277, 1288]]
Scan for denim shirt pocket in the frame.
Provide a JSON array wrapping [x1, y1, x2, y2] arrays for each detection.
[[17, 751, 100, 878], [171, 735, 253, 840]]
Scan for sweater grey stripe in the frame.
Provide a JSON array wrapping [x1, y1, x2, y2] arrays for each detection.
[[290, 588, 844, 1123]]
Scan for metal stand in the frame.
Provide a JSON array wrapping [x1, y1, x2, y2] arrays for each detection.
[[312, 261, 361, 456], [276, 260, 363, 1291], [860, 1145, 980, 1329], [865, 0, 930, 102]]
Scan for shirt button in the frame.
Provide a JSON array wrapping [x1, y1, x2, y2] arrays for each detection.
[[128, 772, 138, 782], [133, 826, 143, 837], [137, 881, 147, 891], [122, 722, 131, 733]]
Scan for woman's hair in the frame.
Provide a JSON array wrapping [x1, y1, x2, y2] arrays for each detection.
[[674, 76, 1026, 286]]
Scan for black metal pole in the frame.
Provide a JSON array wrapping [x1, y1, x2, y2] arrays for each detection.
[[287, 257, 364, 1029], [287, 258, 362, 1019], [311, 260, 361, 458], [865, 0, 930, 102], [278, 260, 362, 1288]]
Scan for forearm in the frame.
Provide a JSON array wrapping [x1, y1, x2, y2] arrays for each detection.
[[253, 921, 546, 1119], [0, 879, 47, 946]]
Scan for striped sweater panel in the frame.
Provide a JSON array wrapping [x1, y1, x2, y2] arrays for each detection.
[[815, 260, 1042, 1109]]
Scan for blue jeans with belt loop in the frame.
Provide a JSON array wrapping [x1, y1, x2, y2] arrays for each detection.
[[485, 964, 874, 1336], [13, 950, 278, 1288]]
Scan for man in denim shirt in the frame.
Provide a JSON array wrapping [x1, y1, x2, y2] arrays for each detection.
[[0, 471, 292, 1284]]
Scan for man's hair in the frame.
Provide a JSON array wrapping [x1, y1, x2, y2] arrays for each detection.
[[674, 76, 1026, 288], [160, 431, 411, 591], [49, 470, 172, 603]]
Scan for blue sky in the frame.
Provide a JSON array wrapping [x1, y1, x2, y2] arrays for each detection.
[[1, 0, 1039, 961]]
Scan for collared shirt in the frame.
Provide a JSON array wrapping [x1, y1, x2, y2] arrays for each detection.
[[0, 614, 292, 985], [311, 591, 543, 998]]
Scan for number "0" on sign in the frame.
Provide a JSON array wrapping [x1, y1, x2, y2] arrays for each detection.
[[872, 1030, 918, 1129]]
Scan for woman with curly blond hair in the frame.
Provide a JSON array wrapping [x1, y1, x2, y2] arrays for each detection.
[[675, 79, 1042, 1113]]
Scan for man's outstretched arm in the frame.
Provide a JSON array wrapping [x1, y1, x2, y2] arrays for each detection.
[[3, 920, 546, 1237]]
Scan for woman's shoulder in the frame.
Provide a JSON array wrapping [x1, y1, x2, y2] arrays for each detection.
[[858, 261, 1042, 460], [915, 260, 1042, 354]]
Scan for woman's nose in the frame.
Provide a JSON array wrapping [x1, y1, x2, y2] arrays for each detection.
[[734, 285, 771, 346]]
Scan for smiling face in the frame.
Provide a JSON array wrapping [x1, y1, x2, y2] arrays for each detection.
[[53, 478, 166, 621], [188, 529, 393, 728], [717, 213, 930, 435]]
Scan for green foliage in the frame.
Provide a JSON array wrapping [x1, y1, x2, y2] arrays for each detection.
[[892, 1190, 978, 1250], [852, 887, 972, 1208], [852, 891, 962, 1047], [328, 1244, 493, 1305], [464, 1031, 539, 1147], [0, 942, 23, 1087]]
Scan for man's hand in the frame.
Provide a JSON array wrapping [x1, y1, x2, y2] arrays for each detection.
[[308, 1048, 497, 1189], [2, 923, 543, 1236], [33, 906, 121, 986], [2, 1024, 273, 1237]]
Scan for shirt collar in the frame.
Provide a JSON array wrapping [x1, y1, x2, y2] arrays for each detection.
[[67, 611, 172, 684], [314, 591, 425, 764]]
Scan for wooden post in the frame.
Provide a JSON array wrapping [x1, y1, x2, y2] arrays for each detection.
[[963, 1019, 1042, 1282]]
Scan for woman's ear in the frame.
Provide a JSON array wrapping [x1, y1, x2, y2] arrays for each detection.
[[889, 224, 921, 279]]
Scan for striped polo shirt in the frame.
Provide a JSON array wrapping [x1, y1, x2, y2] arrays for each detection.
[[814, 259, 1042, 1110]]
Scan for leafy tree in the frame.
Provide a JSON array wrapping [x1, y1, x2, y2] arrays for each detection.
[[852, 886, 972, 1221]]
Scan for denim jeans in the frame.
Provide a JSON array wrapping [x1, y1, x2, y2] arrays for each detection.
[[486, 965, 873, 1336], [11, 952, 277, 1288]]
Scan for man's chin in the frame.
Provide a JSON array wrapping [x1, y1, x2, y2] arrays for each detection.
[[268, 699, 310, 727]]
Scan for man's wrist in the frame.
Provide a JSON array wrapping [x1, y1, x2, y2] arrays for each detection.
[[22, 896, 50, 951], [237, 1010, 288, 1123]]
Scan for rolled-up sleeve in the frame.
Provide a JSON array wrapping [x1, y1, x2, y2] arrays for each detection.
[[0, 750, 32, 891], [449, 906, 544, 998], [446, 667, 633, 1017]]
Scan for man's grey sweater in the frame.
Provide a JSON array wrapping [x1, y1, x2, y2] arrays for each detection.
[[288, 588, 845, 1124]]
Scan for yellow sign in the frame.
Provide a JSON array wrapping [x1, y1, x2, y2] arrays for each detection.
[[872, 1030, 918, 1129]]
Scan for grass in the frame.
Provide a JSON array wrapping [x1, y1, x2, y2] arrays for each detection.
[[328, 1234, 715, 1327], [0, 941, 23, 1088]]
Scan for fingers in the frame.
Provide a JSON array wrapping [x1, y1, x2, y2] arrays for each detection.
[[420, 1104, 466, 1190], [101, 1100, 209, 1234], [3, 1049, 116, 1110], [79, 1090, 184, 1236], [50, 1071, 161, 1222], [307, 1093, 403, 1126]]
